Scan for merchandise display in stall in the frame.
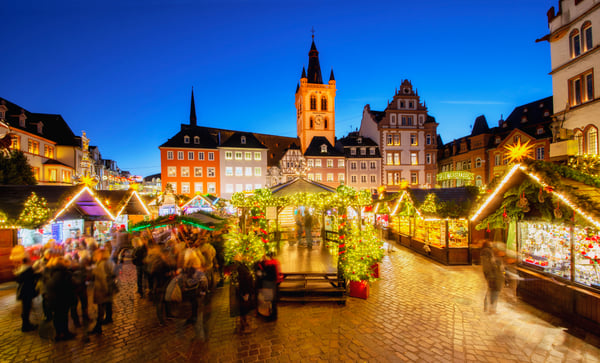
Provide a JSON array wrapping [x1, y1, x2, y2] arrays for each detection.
[[518, 222, 571, 279], [448, 220, 468, 248], [574, 227, 600, 289]]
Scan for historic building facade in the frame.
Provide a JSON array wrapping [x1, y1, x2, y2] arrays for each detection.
[[337, 132, 381, 194]]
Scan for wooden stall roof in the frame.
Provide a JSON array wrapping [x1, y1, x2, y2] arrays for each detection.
[[270, 177, 336, 196]]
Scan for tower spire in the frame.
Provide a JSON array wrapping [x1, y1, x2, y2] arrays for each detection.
[[190, 87, 197, 127], [306, 28, 323, 84]]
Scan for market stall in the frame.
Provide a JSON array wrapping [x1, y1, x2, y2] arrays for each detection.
[[385, 187, 477, 265], [471, 161, 600, 334]]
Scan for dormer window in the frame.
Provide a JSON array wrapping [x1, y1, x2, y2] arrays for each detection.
[[194, 136, 200, 144], [350, 148, 356, 155], [0, 110, 4, 119], [241, 136, 246, 144], [544, 110, 550, 117], [19, 112, 26, 127], [37, 122, 43, 134], [184, 135, 190, 144], [370, 147, 375, 155], [320, 144, 327, 153], [501, 122, 507, 128], [537, 127, 544, 135], [357, 137, 362, 144], [521, 116, 527, 123], [495, 136, 501, 144]]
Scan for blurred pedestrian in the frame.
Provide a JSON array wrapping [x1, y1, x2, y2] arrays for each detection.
[[304, 211, 313, 249], [233, 254, 254, 334], [70, 250, 91, 327], [481, 241, 505, 314], [45, 256, 76, 341], [13, 252, 40, 332], [255, 252, 281, 321], [131, 236, 148, 298], [89, 248, 116, 335], [294, 209, 303, 246]]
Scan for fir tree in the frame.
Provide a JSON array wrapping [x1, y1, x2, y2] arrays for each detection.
[[0, 150, 37, 185], [17, 192, 51, 229]]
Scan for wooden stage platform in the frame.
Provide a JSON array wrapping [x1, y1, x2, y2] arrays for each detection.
[[276, 240, 337, 274]]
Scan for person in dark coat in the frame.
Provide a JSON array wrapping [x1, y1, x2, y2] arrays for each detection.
[[70, 251, 91, 326], [14, 257, 40, 332], [255, 252, 281, 321], [45, 257, 76, 341], [233, 255, 254, 334], [146, 245, 175, 325], [481, 241, 505, 314], [304, 211, 313, 248], [131, 236, 148, 297]]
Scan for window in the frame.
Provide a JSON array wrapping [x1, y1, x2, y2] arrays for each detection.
[[194, 182, 203, 193], [350, 148, 356, 155], [394, 153, 400, 165], [588, 127, 598, 155], [307, 159, 314, 167], [370, 161, 376, 169], [339, 174, 345, 182], [327, 159, 333, 168], [181, 167, 190, 177], [188, 151, 194, 160], [351, 175, 357, 183], [315, 159, 322, 167], [310, 95, 317, 110], [181, 183, 190, 194], [426, 153, 431, 164], [386, 154, 393, 165], [476, 176, 482, 187], [426, 134, 432, 145], [370, 175, 376, 183], [351, 162, 357, 170], [360, 175, 367, 183], [370, 148, 375, 155], [245, 184, 253, 192], [49, 169, 57, 182], [324, 119, 328, 129], [236, 184, 243, 192], [241, 136, 246, 144], [194, 167, 203, 177], [475, 158, 482, 168], [426, 173, 431, 185], [320, 145, 327, 153], [10, 136, 19, 150], [245, 167, 252, 176], [245, 152, 252, 160], [570, 29, 581, 58], [207, 167, 215, 177], [410, 134, 418, 146], [360, 161, 367, 170], [569, 70, 594, 106], [184, 136, 190, 144], [255, 184, 262, 190], [225, 167, 233, 176], [198, 152, 204, 160], [327, 173, 334, 182], [310, 117, 314, 129], [308, 173, 314, 181], [409, 101, 414, 109], [400, 101, 405, 108], [178, 151, 184, 160], [401, 116, 413, 126], [411, 172, 418, 184], [168, 166, 176, 177], [583, 22, 593, 52], [254, 167, 261, 176], [32, 167, 39, 180], [321, 97, 327, 111], [168, 182, 177, 194], [44, 145, 54, 158], [537, 127, 544, 135], [28, 140, 39, 154], [390, 114, 396, 125], [226, 184, 234, 193], [235, 167, 243, 176], [495, 136, 501, 144], [536, 146, 545, 160], [315, 173, 322, 182], [411, 152, 418, 165], [254, 152, 261, 160], [225, 151, 233, 160], [390, 134, 397, 146], [208, 152, 214, 161], [235, 152, 242, 160], [338, 160, 345, 167], [387, 135, 393, 145], [62, 170, 71, 183], [207, 182, 216, 194], [194, 136, 200, 144]]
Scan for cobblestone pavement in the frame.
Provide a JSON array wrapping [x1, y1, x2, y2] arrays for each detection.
[[1, 243, 600, 363]]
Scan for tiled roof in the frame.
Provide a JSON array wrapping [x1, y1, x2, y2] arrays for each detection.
[[304, 136, 344, 157], [471, 115, 490, 136], [220, 132, 267, 149], [336, 134, 381, 158]]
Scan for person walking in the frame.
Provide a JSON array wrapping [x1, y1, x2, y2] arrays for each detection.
[[294, 210, 304, 246], [304, 211, 313, 249], [481, 241, 505, 314], [45, 256, 76, 341], [14, 255, 40, 332], [233, 254, 254, 334], [70, 250, 91, 327], [89, 248, 117, 335], [255, 252, 281, 321], [131, 236, 148, 298]]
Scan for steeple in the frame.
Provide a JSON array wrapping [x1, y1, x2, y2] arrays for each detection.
[[190, 87, 197, 127], [329, 68, 335, 82], [306, 33, 323, 84]]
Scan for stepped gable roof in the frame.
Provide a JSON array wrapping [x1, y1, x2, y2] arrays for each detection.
[[159, 125, 220, 149], [471, 115, 490, 136], [220, 131, 267, 149], [1, 97, 78, 146], [270, 177, 335, 196], [304, 136, 344, 157]]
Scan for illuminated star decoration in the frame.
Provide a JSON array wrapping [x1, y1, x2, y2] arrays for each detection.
[[504, 139, 534, 164], [78, 175, 99, 188]]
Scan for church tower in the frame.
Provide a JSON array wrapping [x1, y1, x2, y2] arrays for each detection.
[[295, 35, 336, 153]]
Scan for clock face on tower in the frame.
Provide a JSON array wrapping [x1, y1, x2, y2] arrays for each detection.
[[315, 116, 322, 126]]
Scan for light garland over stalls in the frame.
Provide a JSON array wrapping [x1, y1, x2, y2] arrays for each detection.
[[51, 186, 115, 223], [116, 190, 151, 217], [470, 163, 521, 222]]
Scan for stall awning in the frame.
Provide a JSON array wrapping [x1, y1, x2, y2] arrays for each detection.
[[53, 186, 115, 222], [271, 177, 336, 196]]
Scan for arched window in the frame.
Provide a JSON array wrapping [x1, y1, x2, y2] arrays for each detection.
[[321, 97, 327, 111], [310, 95, 317, 110], [574, 129, 584, 155], [324, 118, 328, 129], [587, 127, 598, 155], [310, 117, 314, 129], [475, 176, 483, 187], [184, 135, 190, 144], [475, 158, 482, 168], [582, 21, 593, 52], [570, 29, 581, 58]]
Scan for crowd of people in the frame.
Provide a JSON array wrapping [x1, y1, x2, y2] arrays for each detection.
[[10, 224, 226, 342]]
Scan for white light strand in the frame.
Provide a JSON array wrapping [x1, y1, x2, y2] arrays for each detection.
[[470, 163, 521, 221]]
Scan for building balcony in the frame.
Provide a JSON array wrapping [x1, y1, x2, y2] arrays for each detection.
[[550, 140, 578, 159]]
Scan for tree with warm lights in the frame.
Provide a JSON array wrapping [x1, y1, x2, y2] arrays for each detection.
[[17, 192, 52, 229], [341, 223, 384, 282]]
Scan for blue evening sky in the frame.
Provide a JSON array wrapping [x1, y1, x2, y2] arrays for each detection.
[[2, 0, 554, 177]]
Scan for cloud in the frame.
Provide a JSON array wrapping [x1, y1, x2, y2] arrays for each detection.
[[440, 100, 508, 105]]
